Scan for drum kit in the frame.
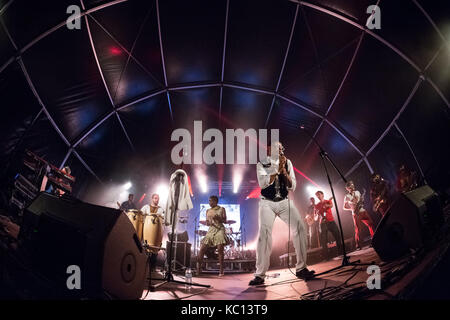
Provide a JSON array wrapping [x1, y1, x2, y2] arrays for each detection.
[[124, 209, 164, 254], [125, 208, 246, 260], [195, 219, 244, 259]]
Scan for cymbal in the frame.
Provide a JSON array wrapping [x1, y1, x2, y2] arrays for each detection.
[[224, 220, 236, 225]]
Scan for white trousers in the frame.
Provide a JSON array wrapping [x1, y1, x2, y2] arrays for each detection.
[[255, 198, 308, 278]]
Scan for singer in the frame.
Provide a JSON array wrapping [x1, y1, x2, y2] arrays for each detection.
[[249, 142, 315, 286]]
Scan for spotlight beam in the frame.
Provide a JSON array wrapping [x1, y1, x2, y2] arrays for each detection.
[[293, 166, 320, 188]]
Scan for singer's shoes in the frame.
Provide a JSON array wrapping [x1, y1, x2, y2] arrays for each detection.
[[296, 268, 316, 281], [248, 276, 264, 286]]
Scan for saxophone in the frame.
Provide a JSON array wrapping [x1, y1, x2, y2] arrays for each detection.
[[274, 175, 282, 201], [274, 154, 287, 201]]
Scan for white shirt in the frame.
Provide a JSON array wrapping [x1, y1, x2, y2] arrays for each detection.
[[343, 191, 364, 214], [256, 157, 296, 192], [141, 204, 165, 217]]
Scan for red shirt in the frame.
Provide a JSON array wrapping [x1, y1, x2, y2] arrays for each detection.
[[315, 200, 334, 222]]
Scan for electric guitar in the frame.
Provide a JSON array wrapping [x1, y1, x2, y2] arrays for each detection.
[[351, 189, 366, 215], [305, 211, 319, 226], [372, 196, 385, 212]]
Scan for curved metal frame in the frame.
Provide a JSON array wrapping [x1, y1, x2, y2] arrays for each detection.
[[264, 3, 299, 128], [0, 0, 448, 184], [219, 0, 230, 121], [80, 0, 135, 152]]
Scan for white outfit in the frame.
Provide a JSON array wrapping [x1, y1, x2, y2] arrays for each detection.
[[343, 190, 363, 214], [141, 204, 165, 217], [254, 157, 308, 278], [165, 169, 193, 226], [256, 157, 296, 191]]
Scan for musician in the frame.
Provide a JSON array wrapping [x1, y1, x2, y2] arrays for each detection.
[[249, 142, 314, 286], [343, 181, 375, 250], [196, 195, 229, 277], [46, 166, 72, 197], [305, 197, 320, 249], [315, 191, 342, 260], [370, 173, 390, 216], [141, 193, 165, 217], [119, 193, 137, 211], [141, 193, 165, 271], [396, 164, 417, 193]]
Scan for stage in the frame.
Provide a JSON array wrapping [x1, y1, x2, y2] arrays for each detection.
[[143, 238, 450, 300]]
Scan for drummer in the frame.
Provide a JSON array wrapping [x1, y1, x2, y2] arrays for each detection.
[[141, 193, 165, 271], [141, 193, 165, 217], [119, 194, 137, 211]]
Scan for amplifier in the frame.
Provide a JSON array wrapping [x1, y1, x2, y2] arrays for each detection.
[[166, 241, 191, 270]]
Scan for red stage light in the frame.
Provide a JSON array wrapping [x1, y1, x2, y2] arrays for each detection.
[[109, 47, 122, 55], [246, 187, 261, 199], [187, 175, 193, 196], [293, 166, 320, 187]]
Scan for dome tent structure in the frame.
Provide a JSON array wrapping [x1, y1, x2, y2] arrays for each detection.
[[0, 0, 449, 205]]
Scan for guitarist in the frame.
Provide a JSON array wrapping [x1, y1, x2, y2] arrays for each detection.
[[118, 193, 137, 211], [370, 173, 390, 217], [315, 191, 342, 260], [343, 181, 375, 250], [305, 197, 320, 249]]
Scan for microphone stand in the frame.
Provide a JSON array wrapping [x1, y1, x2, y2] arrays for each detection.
[[194, 216, 198, 256], [301, 127, 365, 267], [151, 172, 210, 291]]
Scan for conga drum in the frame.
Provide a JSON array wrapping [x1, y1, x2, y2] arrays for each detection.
[[125, 209, 144, 241], [143, 214, 164, 253]]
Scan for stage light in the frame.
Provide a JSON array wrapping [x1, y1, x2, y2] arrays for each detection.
[[245, 241, 257, 251], [138, 193, 146, 203], [187, 175, 194, 197], [293, 166, 320, 187], [109, 46, 122, 55], [306, 185, 322, 198], [306, 185, 331, 200], [123, 182, 132, 190], [119, 191, 128, 201], [233, 172, 242, 194], [197, 172, 208, 193], [246, 187, 261, 199], [155, 183, 169, 205]]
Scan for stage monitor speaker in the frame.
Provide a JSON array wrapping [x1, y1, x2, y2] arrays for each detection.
[[20, 192, 147, 299], [168, 230, 189, 242], [372, 185, 442, 261], [166, 241, 191, 269]]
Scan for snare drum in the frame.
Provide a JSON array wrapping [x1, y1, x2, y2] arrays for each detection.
[[143, 214, 164, 253], [125, 210, 145, 241]]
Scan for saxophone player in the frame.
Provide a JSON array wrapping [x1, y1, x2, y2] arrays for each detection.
[[343, 181, 375, 250], [249, 142, 315, 285]]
